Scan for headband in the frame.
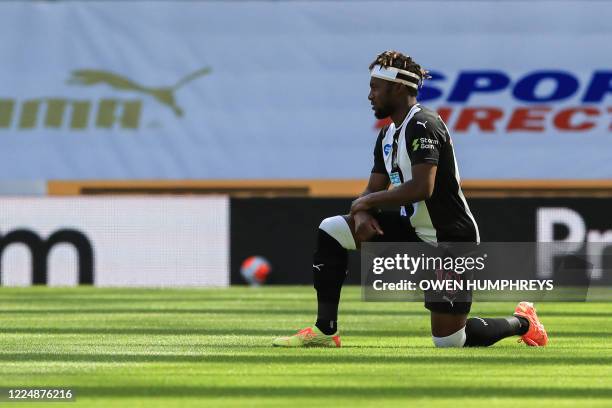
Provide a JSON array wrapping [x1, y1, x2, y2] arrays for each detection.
[[370, 64, 421, 89]]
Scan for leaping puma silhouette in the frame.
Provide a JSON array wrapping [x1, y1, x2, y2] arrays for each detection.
[[66, 67, 212, 117]]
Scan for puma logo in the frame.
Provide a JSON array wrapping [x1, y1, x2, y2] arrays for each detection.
[[442, 295, 455, 307], [416, 120, 428, 129], [313, 264, 324, 271], [67, 67, 212, 117]]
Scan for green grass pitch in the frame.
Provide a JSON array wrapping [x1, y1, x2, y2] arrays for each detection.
[[0, 286, 610, 407]]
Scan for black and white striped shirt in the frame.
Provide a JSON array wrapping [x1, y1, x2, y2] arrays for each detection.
[[372, 104, 479, 243]]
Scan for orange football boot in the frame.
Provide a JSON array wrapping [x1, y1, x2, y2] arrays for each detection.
[[514, 301, 548, 346], [272, 327, 341, 348]]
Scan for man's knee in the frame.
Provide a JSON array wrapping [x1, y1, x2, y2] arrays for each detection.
[[319, 215, 356, 250], [313, 216, 350, 293], [432, 327, 466, 348]]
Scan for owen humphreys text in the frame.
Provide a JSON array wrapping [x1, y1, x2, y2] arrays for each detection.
[[370, 253, 554, 292]]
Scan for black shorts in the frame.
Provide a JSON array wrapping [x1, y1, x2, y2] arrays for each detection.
[[367, 211, 472, 315]]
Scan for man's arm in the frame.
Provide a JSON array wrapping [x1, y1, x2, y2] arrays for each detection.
[[351, 172, 390, 241], [360, 172, 390, 197], [351, 127, 391, 240], [352, 114, 443, 214], [350, 164, 436, 214], [365, 126, 390, 196]]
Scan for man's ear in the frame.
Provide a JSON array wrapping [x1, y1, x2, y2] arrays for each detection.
[[391, 82, 407, 97]]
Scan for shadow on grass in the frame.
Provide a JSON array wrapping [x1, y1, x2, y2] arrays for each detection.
[[0, 296, 319, 304], [5, 385, 609, 399], [0, 352, 609, 366], [0, 327, 608, 339], [0, 308, 427, 317], [0, 327, 424, 337], [3, 308, 612, 319]]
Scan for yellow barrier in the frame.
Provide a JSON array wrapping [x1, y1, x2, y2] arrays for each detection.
[[47, 179, 612, 198], [47, 179, 366, 197]]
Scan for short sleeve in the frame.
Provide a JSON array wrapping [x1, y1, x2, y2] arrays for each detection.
[[371, 127, 388, 174], [406, 118, 442, 166]]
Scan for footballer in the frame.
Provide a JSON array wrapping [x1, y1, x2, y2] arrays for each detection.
[[273, 51, 548, 348]]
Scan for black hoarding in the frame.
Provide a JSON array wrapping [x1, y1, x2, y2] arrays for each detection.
[[231, 197, 612, 285]]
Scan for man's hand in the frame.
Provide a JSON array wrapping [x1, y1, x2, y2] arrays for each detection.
[[353, 211, 383, 242], [350, 196, 373, 215]]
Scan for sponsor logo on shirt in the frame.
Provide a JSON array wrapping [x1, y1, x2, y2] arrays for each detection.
[[414, 137, 439, 151], [383, 143, 392, 156]]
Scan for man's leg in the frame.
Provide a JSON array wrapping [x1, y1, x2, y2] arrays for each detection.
[[424, 243, 549, 347], [311, 211, 412, 336], [430, 311, 530, 348], [313, 215, 356, 335], [428, 298, 547, 347], [272, 211, 410, 347], [272, 214, 357, 347]]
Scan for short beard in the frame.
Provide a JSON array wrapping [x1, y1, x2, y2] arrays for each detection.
[[374, 106, 393, 120]]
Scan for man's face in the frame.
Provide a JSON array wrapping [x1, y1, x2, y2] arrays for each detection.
[[368, 77, 394, 119]]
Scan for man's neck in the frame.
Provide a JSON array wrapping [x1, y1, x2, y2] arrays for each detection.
[[391, 101, 417, 128]]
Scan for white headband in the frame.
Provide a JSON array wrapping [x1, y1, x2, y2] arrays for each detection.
[[370, 64, 421, 89]]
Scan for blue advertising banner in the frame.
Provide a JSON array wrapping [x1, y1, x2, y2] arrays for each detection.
[[0, 1, 610, 179]]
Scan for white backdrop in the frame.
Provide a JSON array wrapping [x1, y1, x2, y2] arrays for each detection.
[[0, 197, 229, 287], [0, 1, 610, 179]]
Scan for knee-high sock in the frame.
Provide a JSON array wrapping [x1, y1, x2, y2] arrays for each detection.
[[464, 316, 529, 347], [313, 229, 348, 334]]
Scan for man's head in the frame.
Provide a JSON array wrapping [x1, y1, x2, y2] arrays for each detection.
[[368, 50, 429, 119]]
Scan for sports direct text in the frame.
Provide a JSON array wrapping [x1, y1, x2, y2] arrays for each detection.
[[374, 70, 612, 134]]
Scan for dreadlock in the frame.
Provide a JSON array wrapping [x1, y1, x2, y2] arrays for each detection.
[[369, 50, 431, 96]]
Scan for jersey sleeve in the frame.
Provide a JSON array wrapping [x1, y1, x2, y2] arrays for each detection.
[[371, 127, 388, 174], [406, 118, 443, 166]]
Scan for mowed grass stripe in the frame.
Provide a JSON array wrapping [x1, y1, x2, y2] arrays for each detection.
[[0, 286, 610, 408]]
